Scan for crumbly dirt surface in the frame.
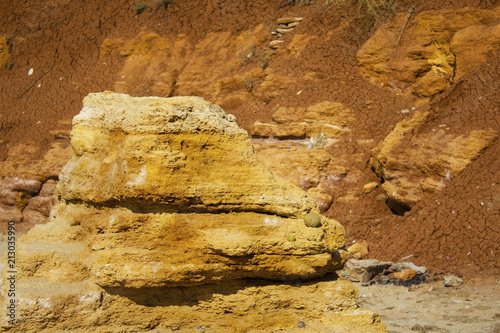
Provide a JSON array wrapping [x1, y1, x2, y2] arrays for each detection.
[[354, 278, 500, 333]]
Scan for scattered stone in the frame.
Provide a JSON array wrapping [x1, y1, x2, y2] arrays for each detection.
[[340, 259, 392, 283], [306, 187, 332, 213], [390, 269, 417, 281], [340, 259, 428, 285], [444, 275, 464, 287], [303, 212, 322, 228], [363, 182, 378, 194], [287, 21, 301, 28], [276, 28, 294, 34], [347, 241, 369, 260], [272, 17, 303, 36], [269, 40, 284, 49], [277, 17, 303, 25], [4, 177, 43, 194], [391, 262, 426, 275]]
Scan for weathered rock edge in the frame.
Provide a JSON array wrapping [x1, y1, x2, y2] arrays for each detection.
[[59, 92, 318, 218], [29, 92, 348, 288], [0, 92, 389, 332]]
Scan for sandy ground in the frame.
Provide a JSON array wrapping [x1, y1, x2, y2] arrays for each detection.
[[354, 279, 500, 333]]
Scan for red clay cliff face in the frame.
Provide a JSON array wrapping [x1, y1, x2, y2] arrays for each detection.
[[0, 0, 499, 279]]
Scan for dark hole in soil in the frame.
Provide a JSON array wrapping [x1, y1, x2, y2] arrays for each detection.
[[386, 197, 411, 216]]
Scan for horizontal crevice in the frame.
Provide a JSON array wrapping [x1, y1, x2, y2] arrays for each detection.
[[60, 197, 299, 218], [102, 272, 340, 307]]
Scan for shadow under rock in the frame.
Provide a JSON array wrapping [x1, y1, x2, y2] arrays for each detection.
[[103, 272, 341, 307]]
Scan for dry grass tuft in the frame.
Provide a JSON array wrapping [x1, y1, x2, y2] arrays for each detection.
[[324, 0, 398, 22]]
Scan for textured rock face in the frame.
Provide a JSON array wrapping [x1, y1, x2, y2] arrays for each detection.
[[60, 92, 316, 218], [1, 92, 386, 332], [370, 111, 497, 213], [251, 101, 355, 139], [46, 92, 340, 287], [0, 140, 72, 234], [357, 7, 500, 99], [100, 27, 314, 113]]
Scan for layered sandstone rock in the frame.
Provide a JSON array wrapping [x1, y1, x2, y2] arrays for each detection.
[[248, 101, 374, 215], [357, 7, 500, 99], [59, 92, 317, 218], [1, 92, 386, 332], [0, 137, 73, 234], [251, 101, 355, 139], [370, 111, 497, 213], [252, 143, 349, 213]]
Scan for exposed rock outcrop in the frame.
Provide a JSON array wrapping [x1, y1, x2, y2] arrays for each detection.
[[269, 17, 303, 49], [357, 7, 500, 99], [100, 25, 320, 118], [251, 101, 355, 139], [1, 92, 386, 332], [249, 101, 371, 215], [370, 111, 497, 213], [0, 137, 73, 234]]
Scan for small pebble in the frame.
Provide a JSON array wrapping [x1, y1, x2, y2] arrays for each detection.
[[443, 275, 464, 287]]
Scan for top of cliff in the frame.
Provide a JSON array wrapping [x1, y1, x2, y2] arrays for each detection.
[[76, 92, 245, 135]]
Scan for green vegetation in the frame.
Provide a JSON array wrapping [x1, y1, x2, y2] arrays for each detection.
[[135, 2, 147, 14]]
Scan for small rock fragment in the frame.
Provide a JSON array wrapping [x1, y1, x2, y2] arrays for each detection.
[[390, 269, 416, 281], [277, 17, 303, 25], [363, 182, 378, 194], [303, 212, 322, 228], [390, 262, 426, 275], [269, 40, 284, 49], [347, 241, 369, 260], [443, 275, 464, 287], [340, 259, 392, 283], [276, 28, 294, 34], [287, 21, 301, 28]]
